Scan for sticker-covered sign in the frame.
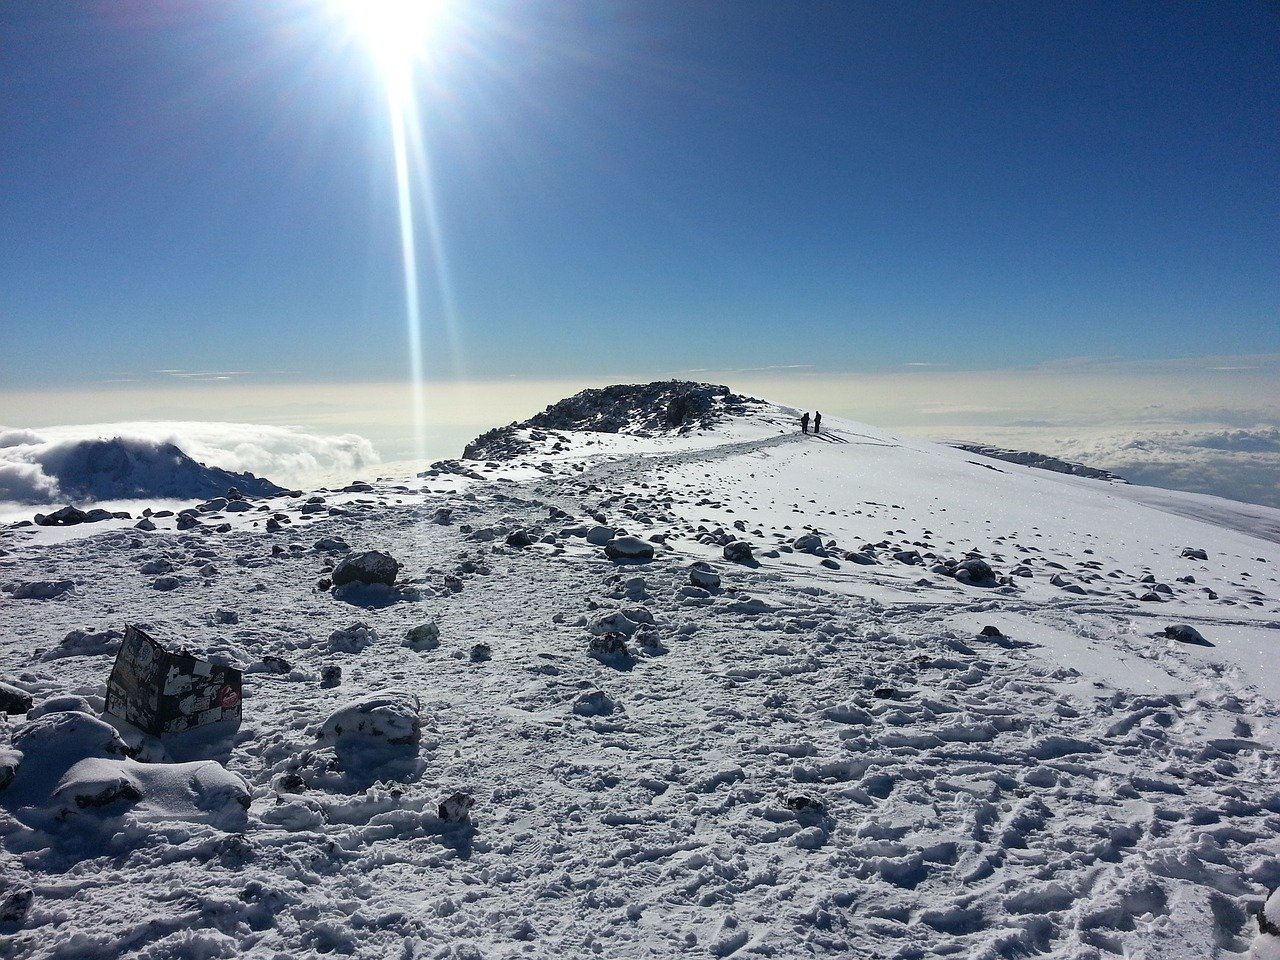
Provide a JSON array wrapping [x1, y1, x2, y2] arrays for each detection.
[[105, 625, 242, 735]]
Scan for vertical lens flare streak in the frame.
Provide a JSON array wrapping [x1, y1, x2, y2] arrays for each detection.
[[386, 66, 428, 465]]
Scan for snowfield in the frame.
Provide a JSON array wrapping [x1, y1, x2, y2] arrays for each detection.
[[1, 383, 1278, 959]]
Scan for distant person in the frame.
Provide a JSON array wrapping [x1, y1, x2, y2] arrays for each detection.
[[813, 411, 822, 434], [800, 412, 810, 434]]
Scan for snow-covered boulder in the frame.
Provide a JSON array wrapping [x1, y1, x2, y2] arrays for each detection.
[[328, 622, 380, 653], [572, 689, 617, 716], [0, 747, 20, 790], [43, 627, 124, 660], [404, 620, 441, 651], [1251, 888, 1280, 960], [53, 757, 249, 828], [318, 690, 422, 769], [12, 710, 127, 765], [331, 550, 400, 587], [589, 611, 641, 636], [5, 579, 75, 600], [604, 536, 655, 561], [27, 694, 95, 719]]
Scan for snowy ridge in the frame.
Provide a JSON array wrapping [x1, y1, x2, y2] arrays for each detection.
[[950, 441, 1129, 483], [461, 381, 769, 462], [1, 385, 1278, 958], [0, 435, 285, 504]]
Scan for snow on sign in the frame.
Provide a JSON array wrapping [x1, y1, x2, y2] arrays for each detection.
[[105, 625, 242, 735]]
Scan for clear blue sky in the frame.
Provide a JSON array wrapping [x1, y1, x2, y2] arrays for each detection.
[[3, 0, 1277, 390]]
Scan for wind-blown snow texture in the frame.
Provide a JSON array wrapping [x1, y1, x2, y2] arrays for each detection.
[[1, 382, 1278, 959]]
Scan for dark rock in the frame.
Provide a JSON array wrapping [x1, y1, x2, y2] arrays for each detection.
[[820, 558, 841, 570], [470, 643, 492, 663], [438, 791, 474, 823], [1181, 547, 1209, 561], [952, 557, 995, 585], [979, 625, 1004, 638], [506, 529, 535, 548], [1164, 624, 1211, 646], [604, 536, 655, 562], [34, 506, 88, 526], [0, 682, 33, 715], [332, 551, 400, 587], [872, 687, 897, 699], [404, 621, 440, 651], [781, 794, 826, 814], [843, 551, 878, 565], [0, 884, 33, 924], [320, 665, 342, 687], [723, 541, 755, 565]]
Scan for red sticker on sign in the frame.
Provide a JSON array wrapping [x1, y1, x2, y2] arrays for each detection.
[[216, 684, 241, 709]]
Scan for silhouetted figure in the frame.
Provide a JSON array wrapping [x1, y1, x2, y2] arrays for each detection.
[[800, 412, 810, 434], [813, 411, 822, 434]]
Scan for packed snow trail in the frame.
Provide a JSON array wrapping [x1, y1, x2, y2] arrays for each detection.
[[1, 400, 1278, 959]]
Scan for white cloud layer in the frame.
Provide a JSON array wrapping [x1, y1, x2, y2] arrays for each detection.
[[0, 422, 379, 504]]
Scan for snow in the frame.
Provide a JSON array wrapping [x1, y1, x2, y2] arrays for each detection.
[[1, 385, 1278, 958]]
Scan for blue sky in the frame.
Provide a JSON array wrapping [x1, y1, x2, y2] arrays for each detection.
[[3, 1, 1277, 392]]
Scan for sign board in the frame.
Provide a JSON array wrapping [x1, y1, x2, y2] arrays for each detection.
[[105, 625, 242, 735]]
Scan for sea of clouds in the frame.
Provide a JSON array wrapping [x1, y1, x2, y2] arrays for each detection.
[[0, 422, 379, 504]]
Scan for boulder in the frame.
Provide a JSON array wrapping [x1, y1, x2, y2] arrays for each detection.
[[332, 550, 400, 587], [952, 557, 996, 586], [33, 506, 89, 527], [0, 882, 33, 924], [438, 791, 474, 824], [604, 536, 655, 561], [792, 534, 823, 553], [319, 690, 422, 769], [1181, 547, 1209, 561], [0, 747, 19, 791], [404, 621, 441, 651], [572, 689, 617, 716], [0, 681, 33, 716], [688, 563, 721, 590], [27, 695, 95, 719], [1164, 624, 1210, 646], [585, 525, 615, 546], [723, 541, 754, 565], [506, 529, 535, 548], [328, 622, 380, 653], [589, 611, 641, 636], [6, 580, 75, 600]]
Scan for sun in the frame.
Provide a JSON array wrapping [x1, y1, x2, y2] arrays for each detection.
[[336, 0, 448, 78]]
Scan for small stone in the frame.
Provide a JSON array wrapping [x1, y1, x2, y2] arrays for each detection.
[[470, 643, 491, 663], [438, 791, 474, 824], [320, 665, 342, 687], [405, 621, 441, 651]]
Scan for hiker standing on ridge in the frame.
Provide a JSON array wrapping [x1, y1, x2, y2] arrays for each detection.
[[813, 411, 822, 434], [800, 412, 810, 434]]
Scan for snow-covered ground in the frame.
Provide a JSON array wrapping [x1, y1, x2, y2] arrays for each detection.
[[1, 384, 1278, 959]]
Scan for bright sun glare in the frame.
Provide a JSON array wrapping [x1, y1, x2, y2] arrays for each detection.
[[338, 0, 446, 78]]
